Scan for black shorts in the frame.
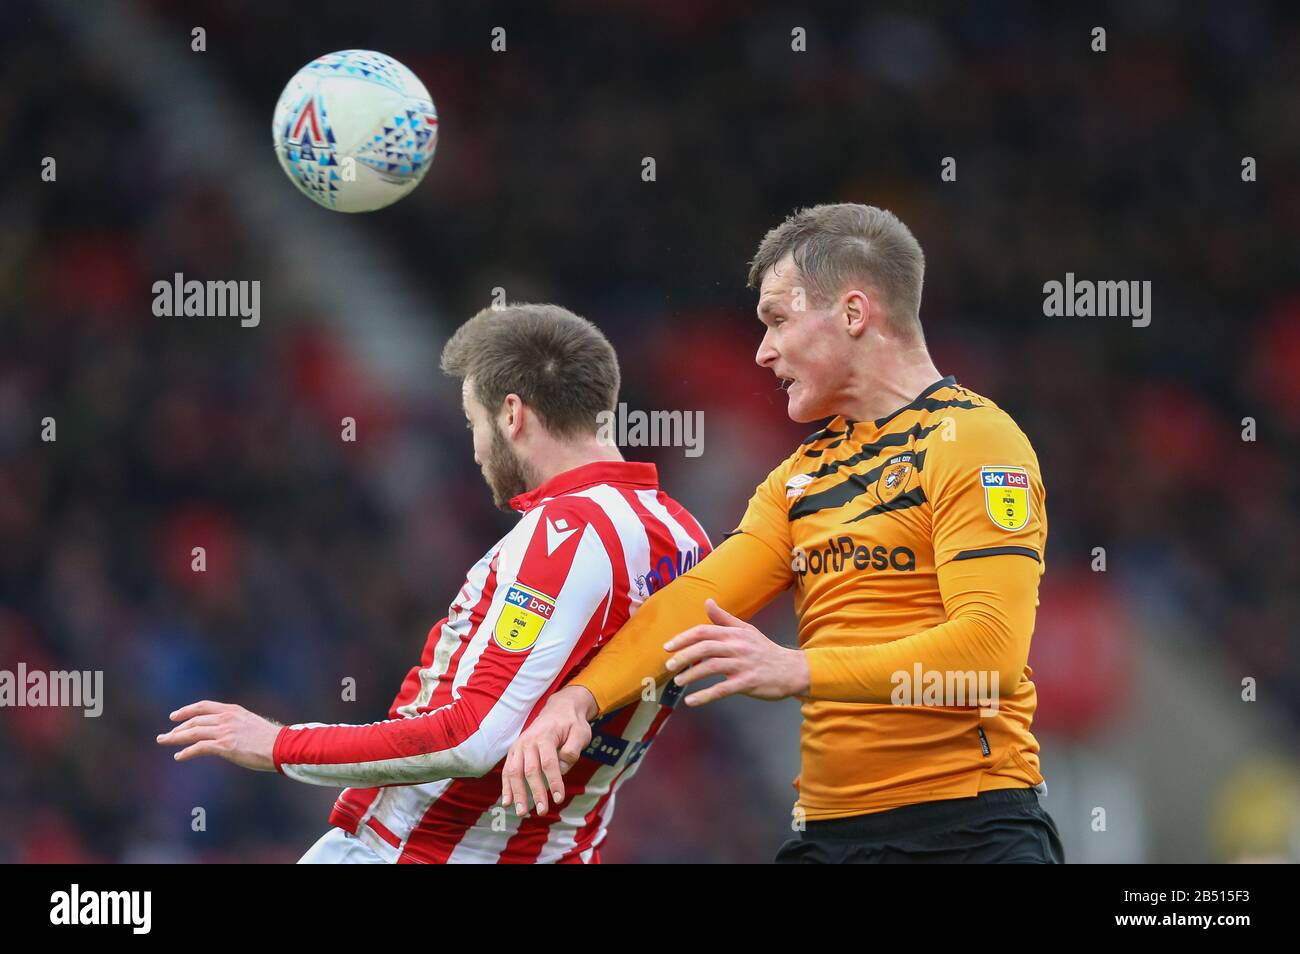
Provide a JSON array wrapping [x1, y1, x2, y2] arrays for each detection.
[[775, 788, 1064, 864]]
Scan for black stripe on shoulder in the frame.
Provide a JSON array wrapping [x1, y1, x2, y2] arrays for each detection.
[[952, 546, 1041, 563], [873, 376, 957, 428], [913, 396, 980, 417], [874, 393, 980, 430]]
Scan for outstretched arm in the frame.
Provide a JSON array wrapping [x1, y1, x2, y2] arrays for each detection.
[[157, 701, 280, 771], [158, 500, 615, 787]]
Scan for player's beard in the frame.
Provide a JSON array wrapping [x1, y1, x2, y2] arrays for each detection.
[[484, 425, 537, 512]]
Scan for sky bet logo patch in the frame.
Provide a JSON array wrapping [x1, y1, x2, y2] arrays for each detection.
[[980, 466, 1031, 531], [493, 584, 555, 652]]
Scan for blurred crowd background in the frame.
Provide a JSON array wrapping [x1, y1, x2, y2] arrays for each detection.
[[2, 0, 1298, 862]]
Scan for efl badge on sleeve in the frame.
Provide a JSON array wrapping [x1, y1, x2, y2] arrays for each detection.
[[493, 584, 556, 652], [980, 466, 1031, 531], [876, 453, 915, 504]]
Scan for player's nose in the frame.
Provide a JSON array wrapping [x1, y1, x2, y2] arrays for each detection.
[[755, 329, 778, 368]]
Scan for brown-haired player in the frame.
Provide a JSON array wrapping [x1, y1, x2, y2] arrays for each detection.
[[158, 304, 711, 863]]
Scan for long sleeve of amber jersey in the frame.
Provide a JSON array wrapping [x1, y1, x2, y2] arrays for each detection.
[[802, 553, 1038, 702], [570, 543, 1039, 712], [572, 380, 1048, 724], [569, 530, 794, 714]]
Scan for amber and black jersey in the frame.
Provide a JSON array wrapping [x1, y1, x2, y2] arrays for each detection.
[[572, 377, 1049, 820]]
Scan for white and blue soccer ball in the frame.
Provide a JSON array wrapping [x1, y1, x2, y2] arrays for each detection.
[[272, 50, 439, 212]]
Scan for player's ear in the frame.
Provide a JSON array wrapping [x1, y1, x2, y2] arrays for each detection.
[[843, 290, 870, 337], [500, 393, 525, 438]]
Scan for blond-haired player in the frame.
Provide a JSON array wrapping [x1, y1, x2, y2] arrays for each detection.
[[502, 204, 1064, 864]]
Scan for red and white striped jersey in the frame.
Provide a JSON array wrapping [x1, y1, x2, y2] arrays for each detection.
[[274, 461, 711, 863]]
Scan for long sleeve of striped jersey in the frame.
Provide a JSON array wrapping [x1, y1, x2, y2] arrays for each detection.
[[273, 502, 614, 787]]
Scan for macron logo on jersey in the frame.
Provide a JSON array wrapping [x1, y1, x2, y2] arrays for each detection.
[[546, 517, 580, 555]]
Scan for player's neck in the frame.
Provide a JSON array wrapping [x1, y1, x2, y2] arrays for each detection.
[[840, 344, 943, 425], [528, 439, 626, 489]]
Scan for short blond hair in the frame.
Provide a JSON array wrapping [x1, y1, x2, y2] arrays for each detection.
[[748, 203, 926, 335]]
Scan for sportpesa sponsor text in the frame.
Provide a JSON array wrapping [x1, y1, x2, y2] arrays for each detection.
[[792, 536, 916, 577]]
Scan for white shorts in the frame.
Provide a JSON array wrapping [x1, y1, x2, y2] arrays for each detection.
[[297, 827, 388, 864]]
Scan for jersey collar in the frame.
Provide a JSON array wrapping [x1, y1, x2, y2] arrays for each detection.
[[510, 460, 659, 513], [868, 375, 957, 430]]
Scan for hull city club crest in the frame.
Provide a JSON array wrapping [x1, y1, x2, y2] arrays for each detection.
[[980, 465, 1031, 531], [876, 453, 915, 504]]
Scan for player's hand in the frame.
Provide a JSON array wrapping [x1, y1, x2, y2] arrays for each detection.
[[500, 685, 596, 817], [665, 598, 810, 706], [156, 700, 281, 772]]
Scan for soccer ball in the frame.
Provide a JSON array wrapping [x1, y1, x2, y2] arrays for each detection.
[[272, 50, 439, 212]]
